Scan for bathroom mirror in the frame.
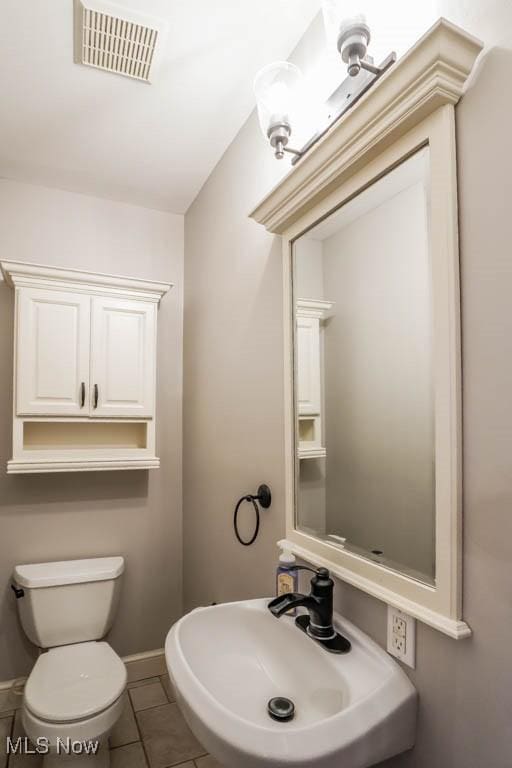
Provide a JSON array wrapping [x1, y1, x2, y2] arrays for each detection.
[[250, 21, 482, 637], [293, 148, 435, 585], [278, 110, 468, 638]]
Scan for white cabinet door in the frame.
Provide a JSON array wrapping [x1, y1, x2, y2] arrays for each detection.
[[296, 316, 321, 416], [90, 297, 156, 417], [16, 288, 91, 416]]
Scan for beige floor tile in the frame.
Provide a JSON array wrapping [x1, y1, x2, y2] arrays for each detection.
[[111, 742, 148, 768], [11, 711, 24, 739], [7, 713, 42, 767], [160, 674, 175, 703], [137, 703, 207, 768], [0, 690, 10, 717], [110, 693, 140, 748], [0, 714, 13, 726], [195, 756, 224, 768], [130, 682, 168, 713], [7, 753, 43, 767], [128, 677, 160, 690], [126, 655, 167, 684], [0, 715, 13, 768], [0, 687, 21, 716]]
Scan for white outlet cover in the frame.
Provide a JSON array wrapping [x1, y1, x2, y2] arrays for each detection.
[[387, 605, 416, 668]]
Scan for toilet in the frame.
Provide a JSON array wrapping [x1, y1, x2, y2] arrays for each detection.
[[12, 557, 127, 766]]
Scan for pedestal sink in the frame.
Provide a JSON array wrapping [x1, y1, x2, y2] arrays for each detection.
[[165, 599, 416, 768]]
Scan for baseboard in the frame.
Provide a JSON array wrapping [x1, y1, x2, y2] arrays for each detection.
[[0, 647, 166, 714], [122, 648, 165, 664], [124, 648, 166, 683], [0, 679, 21, 693]]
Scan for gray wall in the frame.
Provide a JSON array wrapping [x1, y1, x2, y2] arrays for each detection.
[[183, 5, 512, 767], [0, 180, 184, 680], [182, 5, 328, 615], [294, 238, 325, 299], [183, 115, 286, 608], [322, 182, 434, 580]]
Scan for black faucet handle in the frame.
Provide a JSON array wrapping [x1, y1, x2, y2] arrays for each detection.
[[283, 564, 330, 578]]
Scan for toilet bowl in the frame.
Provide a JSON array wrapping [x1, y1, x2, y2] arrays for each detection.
[[12, 557, 126, 766]]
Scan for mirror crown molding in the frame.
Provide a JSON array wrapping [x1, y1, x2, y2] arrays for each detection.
[[250, 18, 483, 235]]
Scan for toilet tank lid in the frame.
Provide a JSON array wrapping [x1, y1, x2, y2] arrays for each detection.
[[13, 557, 124, 588]]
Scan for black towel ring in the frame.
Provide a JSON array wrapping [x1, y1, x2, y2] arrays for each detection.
[[233, 484, 272, 546]]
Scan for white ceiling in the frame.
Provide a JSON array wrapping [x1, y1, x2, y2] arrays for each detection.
[[0, 0, 321, 213]]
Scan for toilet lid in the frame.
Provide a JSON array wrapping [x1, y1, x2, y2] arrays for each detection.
[[25, 642, 127, 723]]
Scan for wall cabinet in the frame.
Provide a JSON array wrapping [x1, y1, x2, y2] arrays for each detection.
[[296, 314, 321, 417], [17, 287, 91, 416], [90, 297, 156, 418], [296, 299, 332, 460], [1, 261, 171, 473]]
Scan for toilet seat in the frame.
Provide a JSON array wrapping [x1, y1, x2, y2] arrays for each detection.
[[24, 641, 126, 723]]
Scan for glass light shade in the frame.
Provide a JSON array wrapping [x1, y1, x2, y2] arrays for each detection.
[[322, 1, 439, 68], [253, 61, 303, 138], [322, 1, 368, 57]]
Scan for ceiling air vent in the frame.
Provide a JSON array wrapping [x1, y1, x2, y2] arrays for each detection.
[[74, 0, 167, 83]]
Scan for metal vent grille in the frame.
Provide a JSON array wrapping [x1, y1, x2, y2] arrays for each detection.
[[74, 0, 165, 83]]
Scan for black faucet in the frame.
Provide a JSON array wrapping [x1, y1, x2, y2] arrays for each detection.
[[268, 566, 351, 654]]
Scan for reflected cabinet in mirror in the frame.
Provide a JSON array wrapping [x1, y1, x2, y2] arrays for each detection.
[[250, 21, 483, 638], [293, 148, 435, 586]]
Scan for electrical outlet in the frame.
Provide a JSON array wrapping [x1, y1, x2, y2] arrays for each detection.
[[387, 606, 415, 668], [392, 614, 406, 637], [391, 632, 406, 655]]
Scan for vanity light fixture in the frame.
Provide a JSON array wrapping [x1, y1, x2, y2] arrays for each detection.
[[254, 2, 396, 164], [253, 61, 303, 161]]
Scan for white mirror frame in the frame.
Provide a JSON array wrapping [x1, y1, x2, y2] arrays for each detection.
[[250, 20, 483, 638]]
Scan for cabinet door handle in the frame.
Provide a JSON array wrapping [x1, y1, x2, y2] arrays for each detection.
[[93, 384, 99, 409], [80, 382, 85, 408]]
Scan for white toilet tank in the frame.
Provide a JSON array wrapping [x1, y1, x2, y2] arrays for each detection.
[[12, 557, 124, 648]]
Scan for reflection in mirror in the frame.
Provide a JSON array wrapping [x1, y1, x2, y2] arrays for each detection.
[[293, 148, 435, 585]]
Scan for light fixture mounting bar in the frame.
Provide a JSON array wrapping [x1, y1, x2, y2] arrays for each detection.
[[291, 52, 396, 166]]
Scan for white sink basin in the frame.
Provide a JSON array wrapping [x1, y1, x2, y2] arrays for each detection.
[[165, 598, 416, 768]]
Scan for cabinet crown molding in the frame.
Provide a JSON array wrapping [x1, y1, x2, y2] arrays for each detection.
[[249, 18, 483, 235], [0, 260, 172, 303], [296, 298, 334, 319]]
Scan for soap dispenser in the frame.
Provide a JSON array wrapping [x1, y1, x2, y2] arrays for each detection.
[[276, 547, 298, 604]]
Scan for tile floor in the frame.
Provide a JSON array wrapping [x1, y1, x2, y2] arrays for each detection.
[[0, 673, 223, 768]]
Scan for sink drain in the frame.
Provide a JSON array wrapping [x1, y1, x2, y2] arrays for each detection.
[[267, 697, 295, 722]]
